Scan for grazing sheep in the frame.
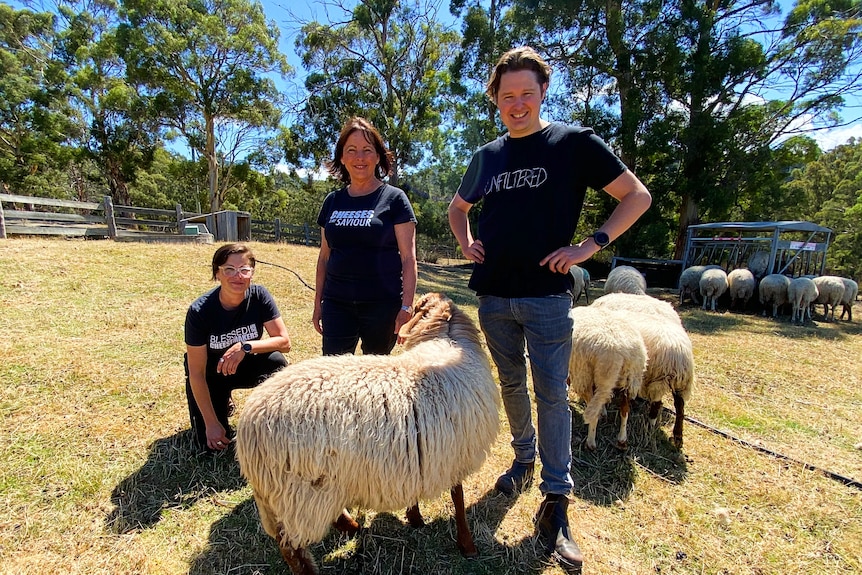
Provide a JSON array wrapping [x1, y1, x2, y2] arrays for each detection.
[[727, 268, 756, 310], [812, 276, 846, 322], [568, 306, 647, 450], [699, 267, 729, 311], [678, 265, 721, 306], [839, 278, 858, 321], [591, 292, 682, 326], [569, 265, 590, 305], [788, 277, 819, 324], [604, 265, 647, 295], [747, 250, 770, 279], [758, 274, 791, 318], [236, 293, 500, 575], [587, 297, 694, 448]]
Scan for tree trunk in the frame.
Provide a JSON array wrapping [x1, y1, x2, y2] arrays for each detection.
[[674, 193, 698, 260], [206, 113, 219, 215]]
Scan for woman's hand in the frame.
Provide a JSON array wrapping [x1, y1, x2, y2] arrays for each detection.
[[216, 343, 246, 375], [206, 422, 231, 451]]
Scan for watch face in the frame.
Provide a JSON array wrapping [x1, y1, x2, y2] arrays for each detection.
[[242, 343, 252, 352], [594, 231, 610, 246]]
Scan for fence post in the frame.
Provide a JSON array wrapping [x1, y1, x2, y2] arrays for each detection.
[[104, 196, 117, 238], [303, 223, 310, 246], [175, 204, 184, 234], [0, 198, 6, 239], [274, 218, 281, 242]]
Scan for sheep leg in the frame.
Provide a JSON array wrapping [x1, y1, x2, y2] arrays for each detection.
[[451, 484, 478, 558], [615, 390, 630, 450], [277, 522, 318, 575], [333, 509, 360, 535], [405, 504, 425, 527], [671, 391, 685, 448], [647, 400, 662, 427]]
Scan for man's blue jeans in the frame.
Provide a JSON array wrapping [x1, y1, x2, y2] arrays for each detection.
[[478, 294, 574, 495]]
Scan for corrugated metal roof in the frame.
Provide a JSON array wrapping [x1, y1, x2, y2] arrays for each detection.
[[687, 220, 832, 233]]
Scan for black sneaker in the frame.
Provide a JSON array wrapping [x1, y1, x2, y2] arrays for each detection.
[[535, 494, 584, 572], [494, 460, 534, 496]]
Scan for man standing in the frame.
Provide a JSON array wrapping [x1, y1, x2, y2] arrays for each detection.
[[448, 46, 651, 572]]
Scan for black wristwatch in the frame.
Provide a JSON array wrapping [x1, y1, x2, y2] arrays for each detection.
[[592, 231, 610, 249], [241, 342, 253, 354]]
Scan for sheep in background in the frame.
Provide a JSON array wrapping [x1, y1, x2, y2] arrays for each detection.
[[747, 250, 770, 279], [605, 265, 647, 295], [700, 267, 729, 311], [788, 277, 819, 324], [591, 292, 682, 326], [589, 295, 694, 448], [569, 265, 590, 305], [678, 265, 721, 306], [727, 268, 756, 310], [236, 293, 500, 575], [812, 275, 846, 322], [758, 273, 791, 318], [568, 306, 647, 450], [839, 278, 858, 321]]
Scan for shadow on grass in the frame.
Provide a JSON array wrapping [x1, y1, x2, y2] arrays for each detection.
[[190, 486, 570, 574], [105, 430, 246, 534], [417, 262, 474, 307], [569, 401, 688, 507]]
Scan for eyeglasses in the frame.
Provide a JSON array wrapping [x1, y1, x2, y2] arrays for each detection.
[[219, 265, 255, 278]]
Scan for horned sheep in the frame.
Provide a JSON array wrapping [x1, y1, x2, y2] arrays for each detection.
[[700, 267, 729, 312], [235, 293, 501, 575], [727, 268, 756, 310], [788, 277, 819, 324], [604, 264, 647, 295], [589, 293, 694, 448], [839, 278, 858, 321], [812, 275, 846, 322], [758, 273, 791, 318], [568, 306, 647, 450]]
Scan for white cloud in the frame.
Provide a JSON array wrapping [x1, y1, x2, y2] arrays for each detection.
[[810, 123, 862, 151]]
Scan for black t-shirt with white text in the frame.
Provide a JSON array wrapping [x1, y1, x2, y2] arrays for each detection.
[[457, 123, 626, 297], [184, 284, 280, 361], [317, 184, 416, 302]]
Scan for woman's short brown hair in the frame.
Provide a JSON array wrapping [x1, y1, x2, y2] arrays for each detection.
[[326, 117, 394, 183], [211, 243, 255, 280], [486, 46, 552, 101]]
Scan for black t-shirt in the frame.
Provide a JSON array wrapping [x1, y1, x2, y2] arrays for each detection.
[[457, 123, 626, 297], [184, 284, 280, 361], [317, 183, 416, 302]]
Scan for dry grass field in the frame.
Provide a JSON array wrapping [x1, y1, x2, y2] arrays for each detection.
[[0, 238, 860, 575]]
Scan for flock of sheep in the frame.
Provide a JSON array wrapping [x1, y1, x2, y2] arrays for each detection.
[[675, 262, 858, 324], [229, 259, 857, 574]]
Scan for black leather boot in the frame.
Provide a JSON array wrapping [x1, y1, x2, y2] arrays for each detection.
[[535, 494, 584, 572], [494, 460, 534, 496]]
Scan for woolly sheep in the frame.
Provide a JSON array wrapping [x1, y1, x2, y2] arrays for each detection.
[[788, 277, 819, 324], [678, 265, 721, 305], [700, 267, 729, 311], [604, 265, 647, 295], [758, 273, 791, 318], [588, 296, 694, 448], [727, 268, 756, 310], [236, 293, 501, 575], [591, 292, 682, 326], [569, 265, 590, 305], [568, 306, 647, 450], [747, 250, 770, 279], [839, 278, 858, 321], [812, 275, 846, 322]]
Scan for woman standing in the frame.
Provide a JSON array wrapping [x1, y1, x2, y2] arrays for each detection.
[[185, 243, 291, 452], [312, 117, 417, 356]]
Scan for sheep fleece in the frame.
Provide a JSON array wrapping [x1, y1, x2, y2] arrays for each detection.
[[235, 340, 500, 549]]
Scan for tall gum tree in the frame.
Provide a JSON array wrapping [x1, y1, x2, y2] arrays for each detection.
[[116, 0, 290, 215]]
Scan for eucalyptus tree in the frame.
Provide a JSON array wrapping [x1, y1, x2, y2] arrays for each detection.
[[116, 0, 290, 214], [54, 0, 161, 206], [0, 4, 78, 196], [293, 0, 459, 185]]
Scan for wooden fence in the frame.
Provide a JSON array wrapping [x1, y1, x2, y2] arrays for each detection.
[[0, 193, 321, 247]]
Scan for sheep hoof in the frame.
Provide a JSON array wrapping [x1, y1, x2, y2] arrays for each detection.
[[457, 541, 479, 558], [333, 510, 361, 535], [671, 436, 684, 449], [584, 441, 597, 451], [614, 440, 629, 451], [405, 505, 425, 528]]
